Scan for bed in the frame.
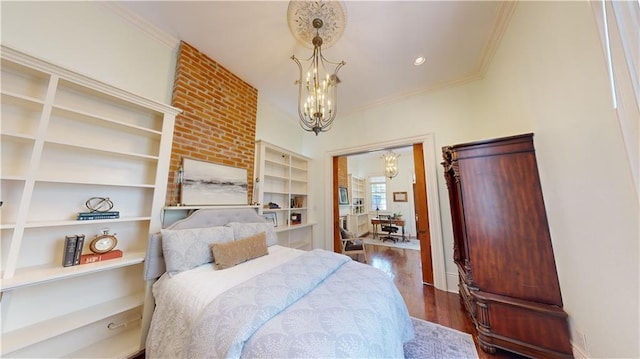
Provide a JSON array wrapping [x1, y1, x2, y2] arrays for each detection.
[[143, 207, 414, 358]]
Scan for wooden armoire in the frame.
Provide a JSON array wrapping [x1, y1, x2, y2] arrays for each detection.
[[442, 133, 572, 358]]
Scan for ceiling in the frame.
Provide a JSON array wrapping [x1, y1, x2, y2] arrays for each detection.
[[115, 1, 514, 120]]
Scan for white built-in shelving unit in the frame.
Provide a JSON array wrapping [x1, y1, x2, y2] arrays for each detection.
[[254, 140, 314, 250], [347, 174, 369, 237], [0, 45, 180, 358]]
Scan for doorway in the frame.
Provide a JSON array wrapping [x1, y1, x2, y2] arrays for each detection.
[[326, 134, 445, 289]]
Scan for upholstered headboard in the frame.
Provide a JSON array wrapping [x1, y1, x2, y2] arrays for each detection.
[[143, 207, 266, 280]]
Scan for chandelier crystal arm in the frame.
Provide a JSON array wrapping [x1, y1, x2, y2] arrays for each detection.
[[290, 14, 346, 136]]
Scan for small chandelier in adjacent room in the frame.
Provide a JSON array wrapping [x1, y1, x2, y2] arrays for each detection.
[[383, 150, 400, 179], [288, 1, 346, 135]]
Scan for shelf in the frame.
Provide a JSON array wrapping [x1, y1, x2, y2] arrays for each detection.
[[264, 173, 289, 181], [1, 251, 145, 292], [1, 132, 37, 142], [33, 177, 155, 188], [51, 104, 163, 136], [0, 90, 46, 107], [65, 324, 142, 359], [1, 217, 152, 230], [43, 139, 160, 161], [0, 45, 179, 357], [274, 221, 315, 232], [21, 217, 151, 229], [256, 140, 314, 251], [1, 292, 144, 355]]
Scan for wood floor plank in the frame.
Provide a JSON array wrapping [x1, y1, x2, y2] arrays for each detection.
[[362, 243, 526, 359]]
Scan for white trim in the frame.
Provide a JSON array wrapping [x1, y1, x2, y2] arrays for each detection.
[[100, 2, 181, 51], [446, 272, 460, 293], [324, 133, 447, 291], [572, 342, 590, 359]]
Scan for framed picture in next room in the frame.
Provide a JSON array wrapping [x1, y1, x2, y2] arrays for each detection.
[[393, 191, 408, 202], [338, 187, 349, 205]]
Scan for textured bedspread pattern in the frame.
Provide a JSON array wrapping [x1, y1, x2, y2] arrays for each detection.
[[187, 249, 414, 359]]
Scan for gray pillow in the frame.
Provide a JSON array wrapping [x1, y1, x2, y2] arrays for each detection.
[[161, 226, 234, 276], [226, 222, 278, 246], [340, 227, 353, 239]]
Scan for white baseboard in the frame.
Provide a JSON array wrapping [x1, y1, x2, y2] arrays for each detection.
[[446, 272, 458, 293], [572, 342, 590, 359]]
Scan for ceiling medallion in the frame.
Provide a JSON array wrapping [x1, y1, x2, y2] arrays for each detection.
[[287, 0, 346, 49]]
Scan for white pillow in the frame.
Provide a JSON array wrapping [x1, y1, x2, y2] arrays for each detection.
[[225, 222, 278, 246], [161, 226, 234, 276]]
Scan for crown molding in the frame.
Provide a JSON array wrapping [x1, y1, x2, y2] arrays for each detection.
[[100, 2, 180, 51], [476, 1, 518, 75]]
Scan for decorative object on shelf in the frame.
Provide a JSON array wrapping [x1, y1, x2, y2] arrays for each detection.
[[292, 196, 304, 208], [290, 212, 302, 225], [251, 178, 260, 206], [85, 197, 114, 212], [174, 164, 184, 206], [77, 211, 119, 221], [267, 202, 281, 209], [62, 235, 78, 267], [263, 212, 278, 227], [62, 234, 85, 267], [80, 250, 123, 265], [289, 0, 346, 135], [382, 150, 400, 179], [89, 228, 118, 254], [338, 187, 349, 205], [393, 191, 408, 202], [181, 158, 248, 205]]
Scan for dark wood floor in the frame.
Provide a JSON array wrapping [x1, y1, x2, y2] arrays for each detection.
[[363, 242, 525, 359]]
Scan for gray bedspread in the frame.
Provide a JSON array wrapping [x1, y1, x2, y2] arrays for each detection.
[[149, 249, 414, 358], [188, 249, 414, 358]]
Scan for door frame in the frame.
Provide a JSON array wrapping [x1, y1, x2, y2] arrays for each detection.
[[324, 133, 446, 290]]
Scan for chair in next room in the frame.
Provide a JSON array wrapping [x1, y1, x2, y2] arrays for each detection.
[[379, 214, 399, 242], [339, 227, 367, 263]]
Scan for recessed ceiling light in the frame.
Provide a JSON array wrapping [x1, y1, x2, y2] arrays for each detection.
[[413, 56, 426, 66]]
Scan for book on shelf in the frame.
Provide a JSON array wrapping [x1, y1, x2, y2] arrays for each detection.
[[77, 211, 120, 221], [73, 234, 85, 266], [80, 249, 123, 265], [62, 235, 78, 267]]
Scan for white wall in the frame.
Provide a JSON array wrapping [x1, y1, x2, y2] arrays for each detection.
[[475, 2, 639, 358], [1, 2, 177, 104]]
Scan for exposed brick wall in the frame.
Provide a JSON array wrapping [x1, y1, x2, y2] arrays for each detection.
[[166, 41, 258, 205]]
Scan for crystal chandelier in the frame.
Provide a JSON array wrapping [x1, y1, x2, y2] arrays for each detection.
[[383, 150, 400, 179], [289, 1, 346, 135]]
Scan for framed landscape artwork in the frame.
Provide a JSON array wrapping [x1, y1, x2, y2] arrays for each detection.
[[181, 158, 248, 205]]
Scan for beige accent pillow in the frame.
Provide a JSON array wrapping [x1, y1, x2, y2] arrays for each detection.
[[210, 231, 268, 270]]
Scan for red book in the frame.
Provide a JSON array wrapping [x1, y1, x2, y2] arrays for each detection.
[[80, 250, 123, 264]]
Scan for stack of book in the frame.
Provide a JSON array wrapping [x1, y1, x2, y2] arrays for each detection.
[[62, 234, 123, 267], [62, 234, 85, 267], [77, 211, 119, 221]]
